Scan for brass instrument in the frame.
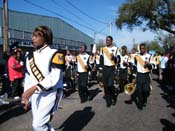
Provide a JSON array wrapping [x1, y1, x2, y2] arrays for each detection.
[[127, 67, 132, 75], [97, 68, 104, 88], [124, 79, 136, 95], [99, 81, 104, 88], [92, 65, 97, 72]]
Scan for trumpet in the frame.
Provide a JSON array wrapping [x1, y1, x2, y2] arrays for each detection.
[[124, 79, 136, 95]]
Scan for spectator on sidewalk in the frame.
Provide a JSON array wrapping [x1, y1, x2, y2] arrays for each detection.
[[159, 53, 169, 83], [8, 47, 24, 99]]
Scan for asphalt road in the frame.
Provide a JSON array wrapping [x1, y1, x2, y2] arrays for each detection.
[[0, 74, 175, 131]]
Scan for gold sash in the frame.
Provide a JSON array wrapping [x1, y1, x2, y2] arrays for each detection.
[[103, 47, 115, 65], [156, 56, 160, 65], [77, 55, 87, 72], [150, 56, 155, 63], [135, 55, 150, 72], [95, 55, 100, 60], [29, 53, 45, 82]]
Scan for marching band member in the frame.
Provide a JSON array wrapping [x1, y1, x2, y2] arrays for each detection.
[[22, 26, 64, 131], [118, 45, 129, 93], [128, 48, 137, 83], [71, 51, 77, 70], [65, 49, 74, 87], [159, 53, 169, 82], [95, 50, 100, 71], [76, 44, 91, 103], [150, 54, 157, 70], [65, 50, 73, 69], [134, 43, 153, 110], [89, 53, 96, 81], [125, 48, 137, 104], [100, 36, 119, 107], [155, 53, 161, 69], [95, 50, 103, 85]]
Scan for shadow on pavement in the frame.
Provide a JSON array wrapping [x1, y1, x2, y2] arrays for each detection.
[[63, 88, 76, 98], [88, 81, 99, 88], [160, 118, 175, 131], [88, 88, 102, 101], [154, 72, 175, 109], [58, 106, 95, 131], [0, 100, 29, 124], [160, 87, 175, 109]]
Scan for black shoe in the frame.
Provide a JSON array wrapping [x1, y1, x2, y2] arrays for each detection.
[[124, 100, 133, 104], [87, 95, 93, 101], [106, 103, 111, 107], [143, 103, 147, 107], [172, 112, 175, 117], [112, 99, 117, 106], [80, 98, 87, 103], [106, 100, 112, 107], [80, 100, 87, 103], [138, 105, 143, 110]]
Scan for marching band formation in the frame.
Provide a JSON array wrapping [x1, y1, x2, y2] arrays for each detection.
[[0, 26, 174, 131], [65, 35, 160, 109]]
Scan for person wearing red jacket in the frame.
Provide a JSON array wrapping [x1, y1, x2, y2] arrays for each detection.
[[8, 48, 24, 99]]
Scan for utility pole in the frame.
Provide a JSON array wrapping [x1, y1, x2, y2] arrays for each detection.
[[92, 32, 97, 54], [3, 0, 9, 52], [94, 32, 96, 43], [133, 38, 135, 49], [109, 22, 112, 35]]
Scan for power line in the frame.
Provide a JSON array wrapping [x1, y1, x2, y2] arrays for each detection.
[[51, 0, 96, 28], [64, 0, 109, 25], [23, 0, 96, 32], [97, 24, 109, 34]]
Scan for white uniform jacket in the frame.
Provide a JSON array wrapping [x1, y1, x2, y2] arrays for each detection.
[[135, 53, 152, 73], [24, 45, 64, 92], [100, 46, 119, 66], [118, 54, 129, 69], [76, 53, 90, 73]]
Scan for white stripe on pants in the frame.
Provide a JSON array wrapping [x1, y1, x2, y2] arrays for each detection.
[[31, 90, 57, 131]]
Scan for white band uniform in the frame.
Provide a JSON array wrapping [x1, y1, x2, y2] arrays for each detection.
[[24, 45, 64, 131]]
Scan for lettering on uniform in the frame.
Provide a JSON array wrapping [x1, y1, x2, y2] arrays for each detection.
[[58, 55, 63, 61], [29, 54, 45, 82]]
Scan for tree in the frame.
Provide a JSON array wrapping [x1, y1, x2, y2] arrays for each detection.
[[115, 0, 175, 35], [146, 41, 165, 53], [96, 39, 105, 50], [161, 34, 175, 52]]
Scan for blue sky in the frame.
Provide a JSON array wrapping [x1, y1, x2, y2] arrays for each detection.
[[0, 0, 156, 49]]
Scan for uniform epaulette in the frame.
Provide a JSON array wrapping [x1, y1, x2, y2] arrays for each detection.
[[51, 51, 65, 70]]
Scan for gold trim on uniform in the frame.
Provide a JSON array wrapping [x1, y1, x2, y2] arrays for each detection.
[[29, 55, 45, 82], [77, 55, 87, 72], [135, 55, 150, 72], [103, 47, 115, 65], [52, 53, 64, 65]]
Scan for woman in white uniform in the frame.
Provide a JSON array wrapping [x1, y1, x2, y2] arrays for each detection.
[[22, 26, 64, 131]]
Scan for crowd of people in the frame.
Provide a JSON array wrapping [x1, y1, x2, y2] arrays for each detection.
[[65, 36, 175, 109], [0, 25, 175, 131]]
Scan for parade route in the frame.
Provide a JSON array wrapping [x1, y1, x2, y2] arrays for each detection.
[[0, 75, 175, 131]]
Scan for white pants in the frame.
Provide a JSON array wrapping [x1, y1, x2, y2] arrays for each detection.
[[31, 89, 62, 131]]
